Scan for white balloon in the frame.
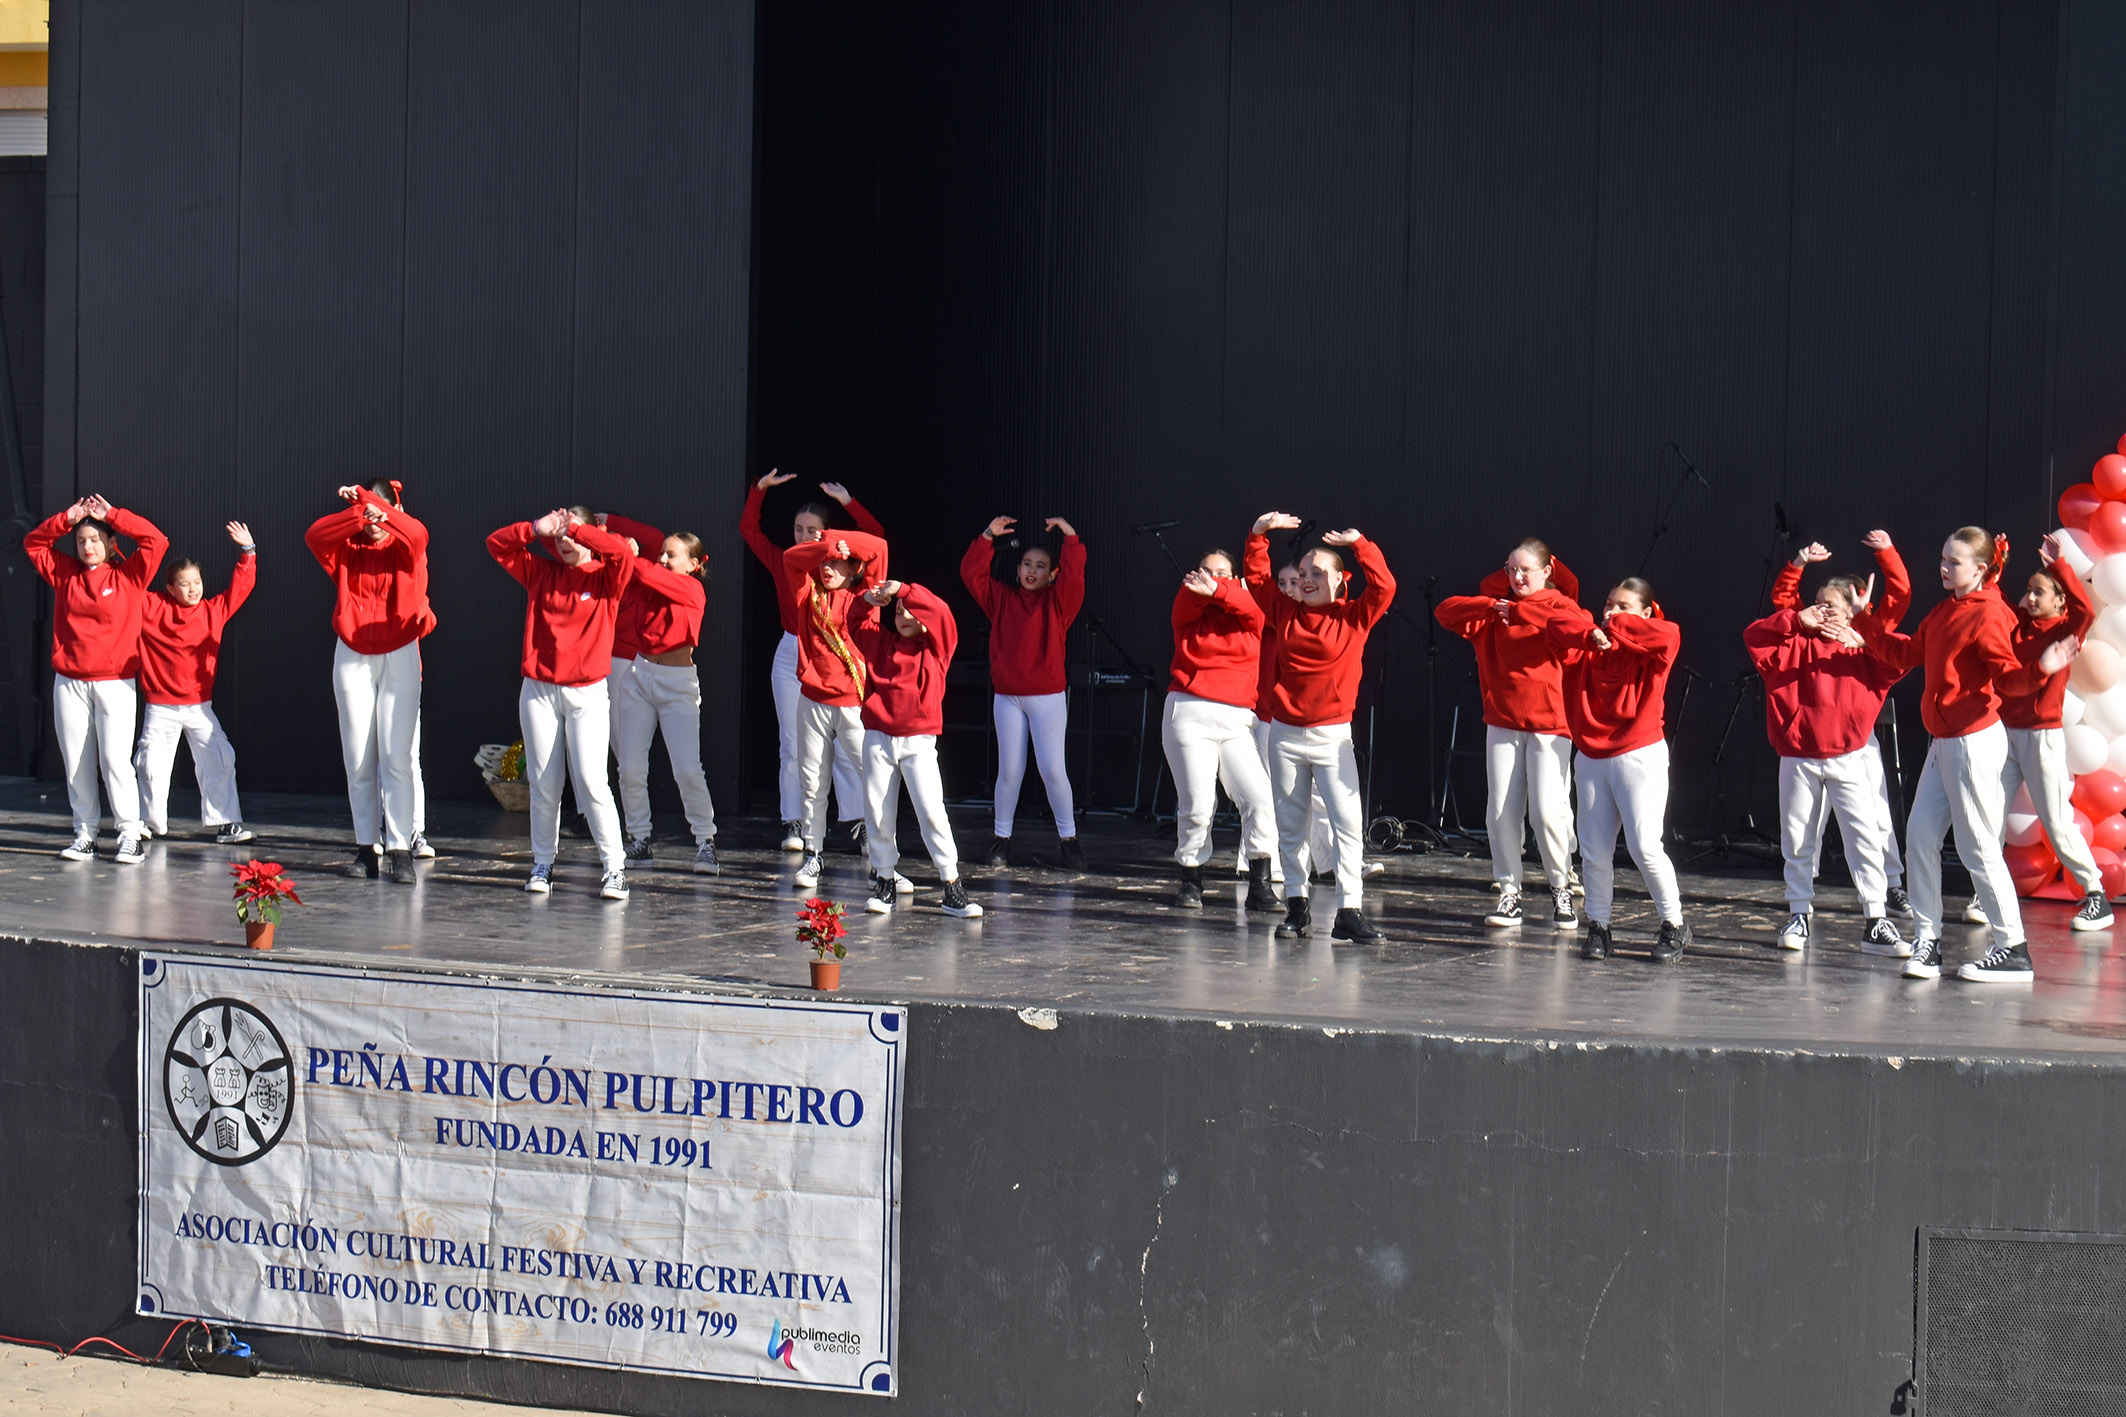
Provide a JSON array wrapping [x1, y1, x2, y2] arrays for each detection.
[[2070, 527, 2106, 576], [2106, 732, 2126, 779], [2094, 553, 2126, 606], [2055, 526, 2098, 579], [2012, 783, 2036, 816], [2064, 688, 2087, 728], [2098, 605, 2126, 653], [2067, 723, 2111, 774], [2006, 809, 2044, 846], [2084, 684, 2126, 738]]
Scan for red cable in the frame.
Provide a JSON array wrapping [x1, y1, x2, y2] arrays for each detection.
[[1, 1319, 207, 1367]]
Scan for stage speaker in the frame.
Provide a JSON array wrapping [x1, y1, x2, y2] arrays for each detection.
[[1914, 1227, 2126, 1415]]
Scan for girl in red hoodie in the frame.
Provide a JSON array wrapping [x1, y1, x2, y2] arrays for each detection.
[[611, 527, 720, 876], [1163, 549, 1281, 912], [306, 483, 435, 883], [744, 471, 887, 853], [1253, 560, 1335, 884], [1856, 527, 2073, 982], [783, 529, 890, 891], [847, 577, 982, 918], [487, 510, 636, 900], [1542, 578, 1689, 963], [1245, 513, 1396, 943], [25, 494, 167, 862], [1437, 539, 1583, 930], [960, 515, 1087, 868], [135, 520, 256, 845]]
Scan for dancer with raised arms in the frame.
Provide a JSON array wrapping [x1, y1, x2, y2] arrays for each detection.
[[783, 528, 890, 891], [135, 520, 257, 846], [1245, 513, 1396, 942]]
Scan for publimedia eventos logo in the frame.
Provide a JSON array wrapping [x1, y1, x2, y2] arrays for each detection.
[[770, 1319, 864, 1369], [162, 998, 294, 1166]]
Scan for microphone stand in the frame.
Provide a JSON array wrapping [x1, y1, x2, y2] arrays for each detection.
[[1637, 440, 1708, 576], [1143, 526, 1187, 578]]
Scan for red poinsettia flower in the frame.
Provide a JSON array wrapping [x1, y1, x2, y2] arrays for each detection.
[[796, 897, 848, 960], [231, 859, 303, 925]]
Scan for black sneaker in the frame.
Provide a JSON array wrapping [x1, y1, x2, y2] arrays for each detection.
[[1308, 869, 1337, 886], [1331, 908, 1382, 942], [2072, 892, 2115, 932], [693, 839, 720, 876], [1484, 889, 1522, 928], [1903, 936, 1942, 980], [940, 879, 984, 918], [1582, 920, 1611, 960], [384, 849, 417, 885], [1552, 887, 1578, 929], [114, 832, 146, 865], [794, 851, 824, 890], [984, 835, 1012, 867], [1274, 897, 1311, 939], [1651, 919, 1690, 964], [865, 872, 895, 914], [1058, 836, 1086, 870], [624, 835, 653, 862], [1958, 940, 2034, 983], [843, 820, 868, 856], [780, 821, 804, 851], [215, 822, 255, 845], [344, 843, 380, 879], [561, 812, 591, 839], [1861, 917, 1908, 956], [1174, 865, 1203, 910], [58, 829, 96, 862], [1244, 857, 1280, 912], [1775, 912, 1810, 952], [1885, 885, 1914, 919]]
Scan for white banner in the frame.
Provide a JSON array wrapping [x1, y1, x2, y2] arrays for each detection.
[[136, 953, 904, 1395]]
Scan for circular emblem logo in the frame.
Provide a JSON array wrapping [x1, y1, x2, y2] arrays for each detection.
[[163, 998, 293, 1166]]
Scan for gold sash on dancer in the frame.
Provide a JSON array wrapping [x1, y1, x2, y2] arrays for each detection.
[[809, 582, 868, 696]]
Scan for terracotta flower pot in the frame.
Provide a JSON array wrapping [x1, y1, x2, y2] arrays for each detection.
[[244, 920, 276, 951], [809, 959, 841, 992]]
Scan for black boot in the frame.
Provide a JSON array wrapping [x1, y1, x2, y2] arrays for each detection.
[[343, 843, 380, 879], [984, 835, 1012, 867], [1244, 856, 1280, 912], [1651, 918, 1691, 964], [1331, 907, 1382, 942], [1582, 920, 1611, 960], [1274, 896, 1311, 939], [1175, 865, 1204, 909]]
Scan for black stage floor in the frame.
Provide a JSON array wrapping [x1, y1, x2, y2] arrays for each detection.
[[4, 776, 2123, 1061]]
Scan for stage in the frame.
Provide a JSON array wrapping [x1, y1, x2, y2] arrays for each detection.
[[7, 776, 2126, 1415]]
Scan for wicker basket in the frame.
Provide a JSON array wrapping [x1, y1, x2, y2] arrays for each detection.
[[486, 779, 531, 813]]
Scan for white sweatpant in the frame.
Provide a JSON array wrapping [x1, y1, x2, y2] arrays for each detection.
[[1808, 735, 1905, 889], [1779, 749, 1891, 915], [773, 633, 864, 825], [52, 673, 143, 837], [798, 699, 868, 853], [1254, 717, 1331, 878], [1163, 693, 1277, 868], [993, 691, 1077, 839], [863, 730, 960, 881], [1268, 721, 1366, 909], [332, 640, 421, 851], [1906, 721, 2022, 943], [134, 701, 242, 834], [1576, 740, 1683, 927], [1485, 726, 1575, 891], [410, 711, 426, 836], [2002, 726, 2101, 896], [612, 658, 717, 844], [519, 678, 624, 872]]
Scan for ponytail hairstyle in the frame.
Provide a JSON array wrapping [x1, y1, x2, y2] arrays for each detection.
[[367, 479, 403, 508], [795, 500, 835, 527], [668, 531, 707, 579], [1513, 536, 1552, 566], [1611, 576, 1655, 609], [2030, 565, 2070, 602], [163, 556, 201, 587]]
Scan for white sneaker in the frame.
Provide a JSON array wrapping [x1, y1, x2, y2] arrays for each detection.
[[214, 822, 255, 845], [894, 872, 915, 894], [1361, 860, 1386, 879], [1962, 900, 1989, 925], [780, 822, 805, 852], [114, 833, 146, 865], [59, 830, 96, 862], [600, 870, 630, 901], [410, 832, 436, 860], [525, 863, 552, 894], [865, 874, 895, 914], [1776, 912, 1810, 952], [794, 851, 823, 890]]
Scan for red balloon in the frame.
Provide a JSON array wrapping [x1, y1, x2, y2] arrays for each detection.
[[2072, 768, 2126, 819], [2093, 813, 2126, 853], [2005, 839, 2060, 890], [2117, 431, 2126, 458], [2075, 808, 2096, 846], [2097, 455, 2126, 498], [2061, 482, 2105, 531], [2091, 500, 2126, 553], [2107, 855, 2126, 898]]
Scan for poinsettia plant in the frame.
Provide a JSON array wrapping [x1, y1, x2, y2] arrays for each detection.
[[231, 860, 303, 926], [796, 897, 848, 961]]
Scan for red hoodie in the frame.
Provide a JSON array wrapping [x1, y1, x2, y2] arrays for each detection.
[[1859, 584, 2044, 739], [628, 557, 708, 657], [741, 483, 886, 637], [850, 582, 957, 736], [304, 490, 436, 655], [1435, 558, 1583, 735], [1743, 609, 1905, 758], [1243, 534, 1396, 727], [25, 507, 169, 681], [600, 513, 664, 661], [783, 531, 890, 708], [487, 521, 635, 686], [1168, 577, 1265, 710], [1542, 607, 1680, 758], [140, 553, 255, 705], [1769, 544, 1913, 628], [959, 533, 1086, 697], [1999, 561, 2094, 731]]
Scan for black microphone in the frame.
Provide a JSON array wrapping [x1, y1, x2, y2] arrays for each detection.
[[1130, 519, 1181, 534], [1674, 444, 1710, 488]]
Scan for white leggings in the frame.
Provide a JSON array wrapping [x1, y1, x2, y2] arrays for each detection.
[[1576, 740, 1683, 926], [993, 691, 1076, 839], [612, 658, 717, 843], [2002, 725, 2101, 896], [1485, 726, 1575, 891], [1906, 722, 2021, 942], [1807, 735, 1903, 888], [333, 640, 421, 851], [1779, 748, 1891, 915], [773, 633, 864, 825], [52, 673, 143, 837], [1254, 718, 1330, 879], [1162, 693, 1277, 868], [1267, 720, 1366, 909], [519, 678, 624, 872], [864, 730, 960, 880], [798, 699, 867, 853], [134, 701, 243, 834]]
